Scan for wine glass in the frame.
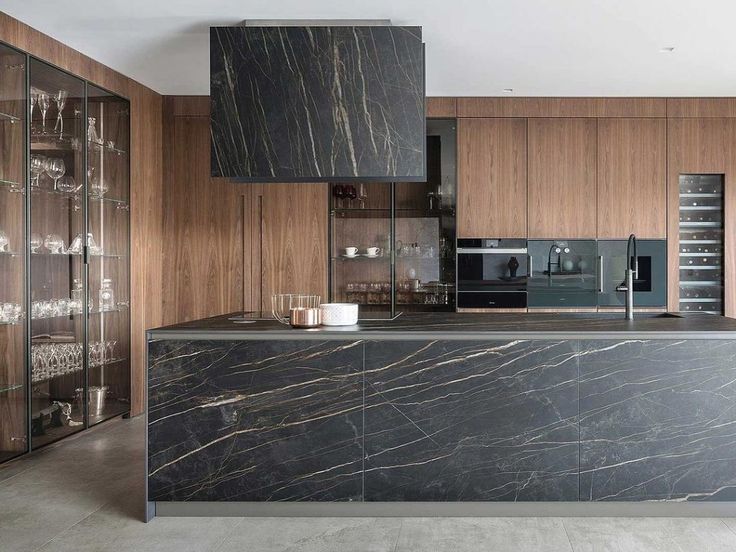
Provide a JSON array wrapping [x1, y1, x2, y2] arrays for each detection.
[[54, 89, 68, 138], [332, 184, 344, 209], [29, 87, 39, 128], [346, 185, 357, 208], [37, 90, 50, 134], [0, 230, 9, 253], [30, 155, 46, 188], [358, 183, 368, 209], [56, 175, 78, 194], [44, 158, 66, 191], [30, 233, 43, 254]]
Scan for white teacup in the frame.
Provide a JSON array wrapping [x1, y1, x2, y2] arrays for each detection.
[[366, 247, 380, 257], [344, 246, 358, 257]]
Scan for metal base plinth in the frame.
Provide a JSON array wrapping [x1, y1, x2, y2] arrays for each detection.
[[151, 501, 736, 519]]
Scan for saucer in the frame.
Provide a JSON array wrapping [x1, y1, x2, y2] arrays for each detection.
[[362, 254, 380, 258], [342, 254, 358, 259]]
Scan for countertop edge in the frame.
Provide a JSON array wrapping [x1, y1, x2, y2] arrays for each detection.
[[146, 329, 736, 341]]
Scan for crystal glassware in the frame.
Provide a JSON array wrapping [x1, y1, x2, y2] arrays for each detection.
[[43, 234, 65, 254], [55, 175, 78, 194], [30, 155, 46, 188], [99, 278, 115, 311], [44, 158, 66, 191], [53, 89, 68, 138], [0, 230, 9, 253], [30, 233, 43, 254], [87, 116, 101, 144], [37, 90, 50, 134]]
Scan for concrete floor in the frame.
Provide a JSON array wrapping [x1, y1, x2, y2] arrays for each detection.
[[2, 417, 736, 552]]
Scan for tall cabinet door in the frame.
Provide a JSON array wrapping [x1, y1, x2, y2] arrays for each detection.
[[457, 118, 527, 238], [250, 183, 329, 315], [597, 118, 666, 239], [528, 118, 597, 239], [86, 85, 130, 424], [0, 44, 27, 461], [28, 60, 87, 447]]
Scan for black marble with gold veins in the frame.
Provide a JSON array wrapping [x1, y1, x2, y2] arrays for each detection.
[[147, 323, 736, 503], [210, 26, 425, 181]]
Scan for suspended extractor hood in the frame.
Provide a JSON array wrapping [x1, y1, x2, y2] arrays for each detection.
[[210, 23, 425, 182]]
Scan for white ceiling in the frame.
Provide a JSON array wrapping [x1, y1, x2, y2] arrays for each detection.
[[3, 0, 736, 96]]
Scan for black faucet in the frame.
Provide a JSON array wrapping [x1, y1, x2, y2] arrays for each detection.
[[615, 234, 638, 320]]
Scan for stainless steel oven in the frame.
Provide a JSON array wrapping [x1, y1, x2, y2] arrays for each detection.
[[456, 239, 528, 308]]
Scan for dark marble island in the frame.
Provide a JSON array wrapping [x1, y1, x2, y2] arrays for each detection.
[[146, 312, 736, 519]]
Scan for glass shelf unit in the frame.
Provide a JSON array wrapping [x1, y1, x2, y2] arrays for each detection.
[[0, 43, 28, 463], [678, 175, 725, 315], [329, 120, 457, 316], [0, 42, 131, 463]]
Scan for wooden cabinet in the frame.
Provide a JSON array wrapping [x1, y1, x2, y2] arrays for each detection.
[[597, 118, 666, 238], [457, 118, 527, 237], [246, 183, 329, 314], [528, 118, 597, 238]]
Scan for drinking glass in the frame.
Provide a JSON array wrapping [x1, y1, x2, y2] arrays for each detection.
[[30, 87, 39, 123], [358, 183, 368, 208], [87, 116, 100, 144], [43, 234, 65, 254], [56, 175, 78, 194], [54, 89, 68, 137], [106, 340, 117, 363], [346, 185, 357, 208], [37, 90, 50, 133], [30, 233, 43, 254], [0, 230, 9, 252], [44, 158, 66, 191], [333, 184, 345, 209], [30, 155, 46, 187]]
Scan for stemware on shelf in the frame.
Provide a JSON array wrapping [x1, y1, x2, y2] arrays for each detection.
[[30, 233, 43, 254], [37, 89, 50, 134], [358, 183, 368, 208], [53, 89, 68, 138], [44, 157, 66, 191], [87, 116, 101, 145], [99, 278, 115, 311], [55, 175, 78, 194], [42, 233, 65, 254], [30, 155, 46, 188]]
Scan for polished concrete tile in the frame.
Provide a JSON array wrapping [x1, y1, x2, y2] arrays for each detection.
[[395, 517, 573, 552], [215, 518, 402, 552], [564, 517, 736, 552], [3, 416, 736, 552]]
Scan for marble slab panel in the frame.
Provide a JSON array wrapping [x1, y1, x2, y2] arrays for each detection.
[[148, 339, 364, 501], [210, 26, 425, 181], [363, 340, 580, 501], [579, 339, 736, 501]]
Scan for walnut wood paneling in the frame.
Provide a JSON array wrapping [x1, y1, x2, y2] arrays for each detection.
[[667, 118, 736, 317], [457, 118, 527, 237], [0, 11, 163, 417], [528, 118, 597, 239], [457, 97, 666, 118], [597, 118, 666, 238], [667, 99, 736, 118], [254, 183, 329, 314], [160, 97, 243, 325], [426, 97, 457, 118]]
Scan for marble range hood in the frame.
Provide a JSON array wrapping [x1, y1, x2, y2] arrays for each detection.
[[210, 23, 426, 182]]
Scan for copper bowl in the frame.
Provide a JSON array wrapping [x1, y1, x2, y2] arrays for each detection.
[[289, 307, 321, 328]]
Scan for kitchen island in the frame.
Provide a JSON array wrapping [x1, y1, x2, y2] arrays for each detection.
[[146, 312, 736, 519]]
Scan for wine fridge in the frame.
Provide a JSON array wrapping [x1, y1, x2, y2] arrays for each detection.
[[679, 174, 724, 315]]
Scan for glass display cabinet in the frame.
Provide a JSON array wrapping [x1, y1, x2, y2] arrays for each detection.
[[0, 43, 28, 462], [329, 120, 457, 316], [0, 43, 131, 462]]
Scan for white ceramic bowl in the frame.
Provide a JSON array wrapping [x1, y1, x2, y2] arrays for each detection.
[[319, 303, 359, 326]]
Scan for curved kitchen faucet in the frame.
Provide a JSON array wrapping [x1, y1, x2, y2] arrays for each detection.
[[615, 234, 638, 320]]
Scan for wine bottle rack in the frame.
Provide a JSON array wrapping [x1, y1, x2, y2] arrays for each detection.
[[678, 175, 724, 314]]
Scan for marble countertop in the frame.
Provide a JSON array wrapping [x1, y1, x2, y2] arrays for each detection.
[[148, 311, 736, 340]]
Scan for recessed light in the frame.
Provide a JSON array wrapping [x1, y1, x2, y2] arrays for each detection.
[[659, 46, 675, 53], [503, 88, 514, 93]]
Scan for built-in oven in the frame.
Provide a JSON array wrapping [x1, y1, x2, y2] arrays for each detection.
[[597, 239, 667, 307], [456, 239, 528, 308]]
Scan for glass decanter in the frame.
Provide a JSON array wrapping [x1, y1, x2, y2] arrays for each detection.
[[99, 279, 115, 311]]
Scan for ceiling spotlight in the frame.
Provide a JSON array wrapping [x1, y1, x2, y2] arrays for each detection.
[[503, 88, 514, 93], [659, 46, 675, 53]]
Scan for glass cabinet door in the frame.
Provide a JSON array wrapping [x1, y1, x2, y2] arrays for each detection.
[[0, 44, 28, 461], [330, 182, 392, 317], [29, 59, 86, 447], [86, 85, 130, 424]]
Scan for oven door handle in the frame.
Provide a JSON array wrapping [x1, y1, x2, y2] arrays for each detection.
[[528, 255, 533, 277], [457, 248, 528, 254], [598, 255, 604, 293]]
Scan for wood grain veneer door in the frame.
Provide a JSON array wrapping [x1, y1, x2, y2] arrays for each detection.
[[457, 118, 527, 237], [528, 118, 597, 239], [258, 183, 329, 314], [597, 118, 666, 239], [667, 118, 736, 317]]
